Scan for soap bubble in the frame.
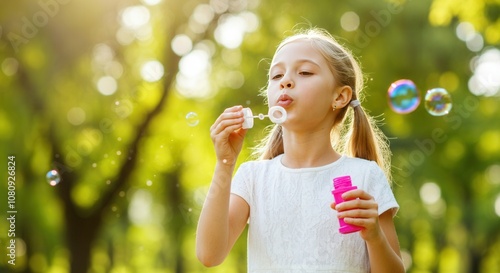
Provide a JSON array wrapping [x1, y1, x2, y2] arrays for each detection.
[[425, 88, 452, 116], [186, 112, 199, 126], [46, 170, 61, 186], [387, 79, 420, 114]]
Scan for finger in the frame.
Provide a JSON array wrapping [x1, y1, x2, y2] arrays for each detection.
[[212, 106, 243, 123], [211, 111, 243, 129], [337, 208, 378, 219], [341, 189, 373, 201], [211, 123, 244, 143], [211, 105, 242, 125], [225, 105, 243, 112], [336, 198, 378, 212], [219, 105, 244, 120], [211, 112, 245, 136], [343, 217, 375, 228]]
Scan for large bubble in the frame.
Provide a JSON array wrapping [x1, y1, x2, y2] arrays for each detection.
[[425, 88, 452, 116], [387, 79, 420, 114]]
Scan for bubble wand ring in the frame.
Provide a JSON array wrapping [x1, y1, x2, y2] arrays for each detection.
[[242, 106, 287, 129]]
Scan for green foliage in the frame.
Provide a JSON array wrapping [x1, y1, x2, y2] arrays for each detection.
[[0, 0, 499, 272]]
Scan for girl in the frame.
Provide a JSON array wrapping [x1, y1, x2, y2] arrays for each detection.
[[196, 28, 404, 273]]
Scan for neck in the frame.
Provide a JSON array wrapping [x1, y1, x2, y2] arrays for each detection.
[[280, 128, 341, 168]]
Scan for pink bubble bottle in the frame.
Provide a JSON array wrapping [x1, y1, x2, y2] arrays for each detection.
[[332, 175, 363, 234]]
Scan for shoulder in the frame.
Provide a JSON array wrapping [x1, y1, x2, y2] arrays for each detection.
[[232, 156, 281, 204], [233, 157, 279, 185], [340, 156, 388, 185]]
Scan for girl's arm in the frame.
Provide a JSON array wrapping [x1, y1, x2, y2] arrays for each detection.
[[365, 210, 405, 273], [196, 105, 250, 267], [333, 190, 405, 273], [196, 162, 249, 267]]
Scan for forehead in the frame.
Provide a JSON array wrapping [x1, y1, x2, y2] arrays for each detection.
[[271, 39, 327, 67]]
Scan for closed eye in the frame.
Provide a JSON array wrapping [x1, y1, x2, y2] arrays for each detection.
[[271, 74, 283, 80], [299, 71, 313, 76]]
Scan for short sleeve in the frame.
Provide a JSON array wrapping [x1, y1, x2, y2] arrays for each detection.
[[367, 161, 399, 217], [231, 162, 251, 205]]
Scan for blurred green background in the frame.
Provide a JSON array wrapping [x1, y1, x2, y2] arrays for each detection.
[[1, 0, 499, 272]]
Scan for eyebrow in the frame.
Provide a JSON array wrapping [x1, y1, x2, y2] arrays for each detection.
[[270, 59, 321, 70]]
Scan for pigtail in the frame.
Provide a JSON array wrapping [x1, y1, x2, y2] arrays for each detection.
[[348, 105, 392, 182], [341, 48, 393, 183]]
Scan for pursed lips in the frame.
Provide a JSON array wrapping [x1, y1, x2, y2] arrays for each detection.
[[277, 94, 293, 107]]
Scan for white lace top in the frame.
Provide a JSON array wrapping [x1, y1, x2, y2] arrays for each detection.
[[231, 155, 399, 273]]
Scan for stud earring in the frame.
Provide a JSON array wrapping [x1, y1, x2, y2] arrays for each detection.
[[333, 105, 337, 111]]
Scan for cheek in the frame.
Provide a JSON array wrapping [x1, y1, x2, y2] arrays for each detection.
[[301, 88, 334, 112], [266, 86, 279, 103]]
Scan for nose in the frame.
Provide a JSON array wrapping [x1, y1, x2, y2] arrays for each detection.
[[280, 75, 294, 90]]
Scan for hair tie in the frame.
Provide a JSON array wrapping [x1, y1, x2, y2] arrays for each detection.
[[350, 100, 360, 108]]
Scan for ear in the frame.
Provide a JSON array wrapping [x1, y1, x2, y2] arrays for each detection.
[[332, 85, 353, 109]]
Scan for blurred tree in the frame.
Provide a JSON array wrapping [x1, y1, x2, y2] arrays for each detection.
[[0, 0, 499, 273], [0, 0, 257, 272]]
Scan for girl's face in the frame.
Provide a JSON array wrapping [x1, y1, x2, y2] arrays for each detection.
[[267, 39, 338, 130]]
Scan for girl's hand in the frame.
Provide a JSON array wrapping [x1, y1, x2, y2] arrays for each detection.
[[210, 105, 247, 165], [330, 189, 382, 242]]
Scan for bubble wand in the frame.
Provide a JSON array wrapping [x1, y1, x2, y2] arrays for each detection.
[[242, 106, 287, 129]]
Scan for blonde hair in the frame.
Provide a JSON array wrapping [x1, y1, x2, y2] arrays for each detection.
[[253, 28, 392, 182]]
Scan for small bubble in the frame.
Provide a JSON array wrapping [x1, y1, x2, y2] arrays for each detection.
[[117, 137, 122, 141], [387, 79, 420, 114], [188, 208, 193, 212], [106, 180, 111, 185], [46, 170, 61, 186], [186, 112, 199, 126], [92, 163, 97, 168], [119, 191, 125, 197], [146, 180, 153, 186], [116, 150, 122, 155], [222, 159, 228, 164], [425, 88, 453, 116], [258, 113, 265, 120]]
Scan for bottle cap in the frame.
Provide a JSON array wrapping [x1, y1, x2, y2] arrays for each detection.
[[242, 108, 254, 129], [333, 175, 352, 189]]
